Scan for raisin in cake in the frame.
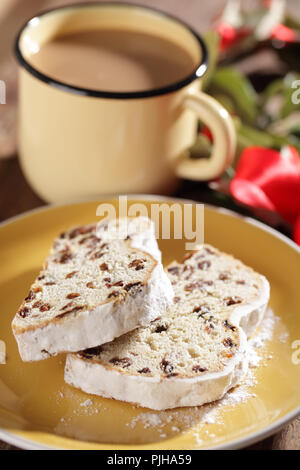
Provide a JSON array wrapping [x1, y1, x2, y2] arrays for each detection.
[[65, 244, 270, 410], [12, 217, 173, 361]]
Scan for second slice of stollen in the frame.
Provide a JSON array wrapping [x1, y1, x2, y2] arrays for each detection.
[[65, 244, 270, 410]]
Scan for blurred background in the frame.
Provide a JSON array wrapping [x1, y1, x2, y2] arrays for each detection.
[[1, 0, 300, 247]]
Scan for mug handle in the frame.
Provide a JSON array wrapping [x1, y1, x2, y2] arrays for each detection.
[[175, 90, 236, 180]]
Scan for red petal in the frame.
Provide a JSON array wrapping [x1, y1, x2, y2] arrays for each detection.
[[232, 146, 300, 223], [201, 125, 213, 143], [293, 214, 300, 246], [230, 178, 276, 211], [271, 24, 298, 43], [234, 147, 285, 181]]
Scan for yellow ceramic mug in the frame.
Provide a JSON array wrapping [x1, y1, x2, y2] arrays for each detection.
[[15, 3, 236, 203]]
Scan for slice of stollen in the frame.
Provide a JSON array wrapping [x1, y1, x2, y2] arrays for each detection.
[[65, 244, 270, 410], [12, 217, 173, 362]]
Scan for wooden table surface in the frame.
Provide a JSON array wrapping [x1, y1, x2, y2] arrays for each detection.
[[0, 0, 299, 451]]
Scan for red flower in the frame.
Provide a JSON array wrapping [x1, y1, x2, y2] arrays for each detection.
[[216, 22, 251, 52], [230, 146, 300, 244], [294, 215, 300, 245], [271, 24, 298, 43]]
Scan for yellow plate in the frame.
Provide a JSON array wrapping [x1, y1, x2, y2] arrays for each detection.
[[0, 196, 300, 450]]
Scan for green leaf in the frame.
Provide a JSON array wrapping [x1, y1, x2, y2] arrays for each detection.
[[201, 31, 220, 90], [237, 122, 300, 155], [210, 93, 236, 114], [209, 67, 259, 125], [189, 134, 212, 159], [284, 14, 300, 31], [262, 73, 300, 120]]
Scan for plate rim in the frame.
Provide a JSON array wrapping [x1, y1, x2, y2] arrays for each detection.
[[0, 194, 299, 256], [0, 194, 299, 450]]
